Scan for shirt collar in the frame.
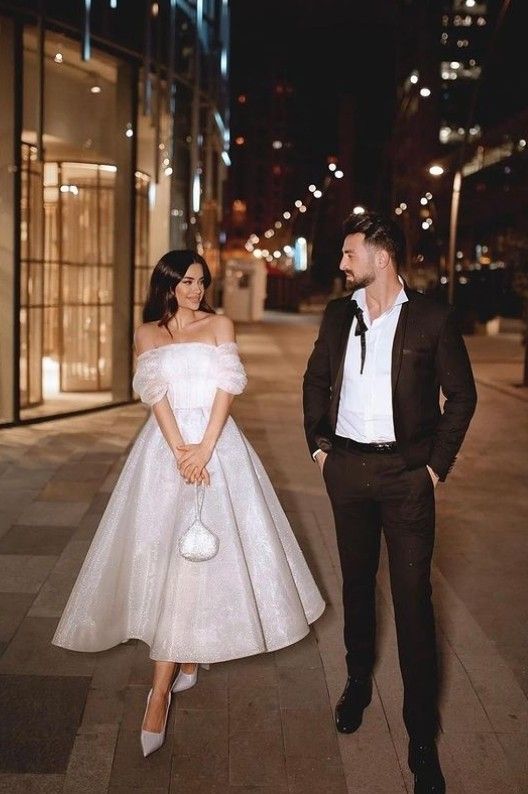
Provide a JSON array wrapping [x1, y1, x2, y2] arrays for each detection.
[[352, 276, 408, 313]]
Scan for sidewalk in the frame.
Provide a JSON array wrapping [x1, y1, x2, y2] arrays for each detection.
[[0, 315, 526, 793]]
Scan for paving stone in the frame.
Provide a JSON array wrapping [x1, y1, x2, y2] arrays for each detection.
[[86, 491, 112, 516], [0, 593, 34, 642], [277, 664, 329, 709], [63, 724, 119, 793], [229, 724, 286, 788], [39, 480, 100, 502], [14, 501, 90, 528], [0, 674, 90, 773], [80, 686, 126, 727], [53, 461, 112, 482], [0, 525, 73, 556], [0, 554, 57, 593], [108, 727, 174, 790], [0, 617, 96, 677], [0, 774, 65, 792], [171, 708, 228, 787]]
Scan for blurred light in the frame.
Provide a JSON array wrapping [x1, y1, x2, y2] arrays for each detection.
[[450, 61, 461, 69], [334, 170, 344, 179], [274, 221, 282, 229], [420, 197, 428, 205], [238, 94, 246, 104], [42, 356, 60, 397], [283, 245, 294, 256], [465, 0, 476, 6], [221, 151, 231, 166], [429, 164, 444, 176], [308, 184, 316, 192], [421, 221, 430, 230], [328, 163, 337, 172], [283, 211, 291, 219], [192, 173, 200, 212], [395, 207, 403, 215], [294, 237, 307, 271], [420, 87, 431, 97], [235, 136, 245, 145], [60, 184, 79, 195], [250, 234, 259, 243], [273, 250, 281, 259], [400, 202, 407, 210], [313, 190, 322, 198], [90, 83, 101, 94], [245, 243, 254, 251], [125, 123, 134, 138], [253, 249, 263, 258], [353, 206, 365, 215], [299, 205, 307, 213], [440, 276, 448, 284], [54, 52, 63, 63], [410, 70, 419, 84], [264, 229, 274, 238], [294, 200, 302, 208], [151, 2, 159, 16], [164, 166, 173, 176], [425, 192, 432, 200], [519, 139, 526, 149], [272, 140, 283, 149]]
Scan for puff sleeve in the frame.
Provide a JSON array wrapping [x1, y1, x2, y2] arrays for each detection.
[[132, 349, 168, 406], [215, 342, 247, 395]]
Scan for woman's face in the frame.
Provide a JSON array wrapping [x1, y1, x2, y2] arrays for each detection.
[[174, 263, 205, 310]]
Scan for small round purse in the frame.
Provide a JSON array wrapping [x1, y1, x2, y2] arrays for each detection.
[[179, 483, 219, 562]]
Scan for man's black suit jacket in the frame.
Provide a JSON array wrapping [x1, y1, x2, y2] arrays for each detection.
[[302, 287, 477, 481]]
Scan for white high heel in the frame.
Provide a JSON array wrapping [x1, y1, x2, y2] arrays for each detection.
[[171, 663, 210, 693], [140, 688, 171, 757]]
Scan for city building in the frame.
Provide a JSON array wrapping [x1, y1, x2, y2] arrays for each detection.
[[390, 0, 527, 324], [0, 0, 230, 427]]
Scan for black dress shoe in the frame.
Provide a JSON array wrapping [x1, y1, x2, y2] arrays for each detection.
[[334, 677, 372, 733], [408, 742, 446, 794]]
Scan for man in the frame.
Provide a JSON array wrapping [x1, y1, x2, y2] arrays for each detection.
[[303, 210, 477, 793]]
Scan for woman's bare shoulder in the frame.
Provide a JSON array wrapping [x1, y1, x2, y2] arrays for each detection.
[[133, 322, 159, 355], [210, 314, 235, 344]]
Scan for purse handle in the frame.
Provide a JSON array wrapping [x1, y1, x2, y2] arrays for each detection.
[[194, 481, 205, 519]]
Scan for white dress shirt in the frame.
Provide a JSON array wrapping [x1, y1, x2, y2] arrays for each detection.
[[335, 282, 408, 443]]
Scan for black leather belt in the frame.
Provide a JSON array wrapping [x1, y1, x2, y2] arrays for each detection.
[[333, 435, 398, 454]]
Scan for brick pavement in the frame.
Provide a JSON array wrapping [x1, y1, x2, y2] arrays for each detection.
[[0, 315, 526, 793]]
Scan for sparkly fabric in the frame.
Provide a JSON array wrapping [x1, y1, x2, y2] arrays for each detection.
[[52, 342, 325, 662]]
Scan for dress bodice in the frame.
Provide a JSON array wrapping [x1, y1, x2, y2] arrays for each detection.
[[132, 341, 247, 410]]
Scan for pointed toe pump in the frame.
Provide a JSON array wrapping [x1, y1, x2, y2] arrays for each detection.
[[171, 663, 210, 693], [140, 689, 171, 757]]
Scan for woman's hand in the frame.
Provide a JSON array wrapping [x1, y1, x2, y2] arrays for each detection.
[[176, 443, 212, 485]]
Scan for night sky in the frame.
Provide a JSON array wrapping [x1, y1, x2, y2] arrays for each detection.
[[229, 0, 400, 204]]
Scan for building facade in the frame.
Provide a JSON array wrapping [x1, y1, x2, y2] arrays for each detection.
[[390, 0, 527, 320], [0, 0, 230, 426]]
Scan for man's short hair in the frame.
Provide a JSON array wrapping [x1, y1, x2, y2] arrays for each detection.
[[342, 209, 406, 270]]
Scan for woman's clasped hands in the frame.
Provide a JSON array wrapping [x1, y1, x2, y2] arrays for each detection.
[[176, 442, 212, 485]]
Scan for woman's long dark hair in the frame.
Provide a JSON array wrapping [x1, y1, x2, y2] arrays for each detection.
[[142, 250, 215, 332]]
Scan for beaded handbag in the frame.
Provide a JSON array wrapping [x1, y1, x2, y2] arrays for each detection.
[[179, 483, 219, 562]]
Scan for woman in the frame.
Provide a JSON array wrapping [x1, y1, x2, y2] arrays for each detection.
[[52, 250, 325, 756]]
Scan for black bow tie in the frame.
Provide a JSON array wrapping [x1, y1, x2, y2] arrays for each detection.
[[351, 299, 368, 374]]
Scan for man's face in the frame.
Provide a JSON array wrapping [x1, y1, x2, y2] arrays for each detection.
[[339, 233, 377, 291]]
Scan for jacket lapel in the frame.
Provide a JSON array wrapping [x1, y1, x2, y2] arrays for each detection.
[[329, 299, 355, 428], [391, 295, 409, 395]]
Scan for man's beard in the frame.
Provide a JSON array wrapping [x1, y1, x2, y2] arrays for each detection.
[[344, 271, 375, 291]]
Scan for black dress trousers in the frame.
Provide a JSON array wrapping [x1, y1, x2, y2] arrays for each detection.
[[323, 443, 439, 742]]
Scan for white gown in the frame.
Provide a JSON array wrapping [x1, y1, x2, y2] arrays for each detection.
[[52, 341, 325, 662]]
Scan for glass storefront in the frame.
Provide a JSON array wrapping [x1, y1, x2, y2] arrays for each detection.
[[0, 1, 230, 426]]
